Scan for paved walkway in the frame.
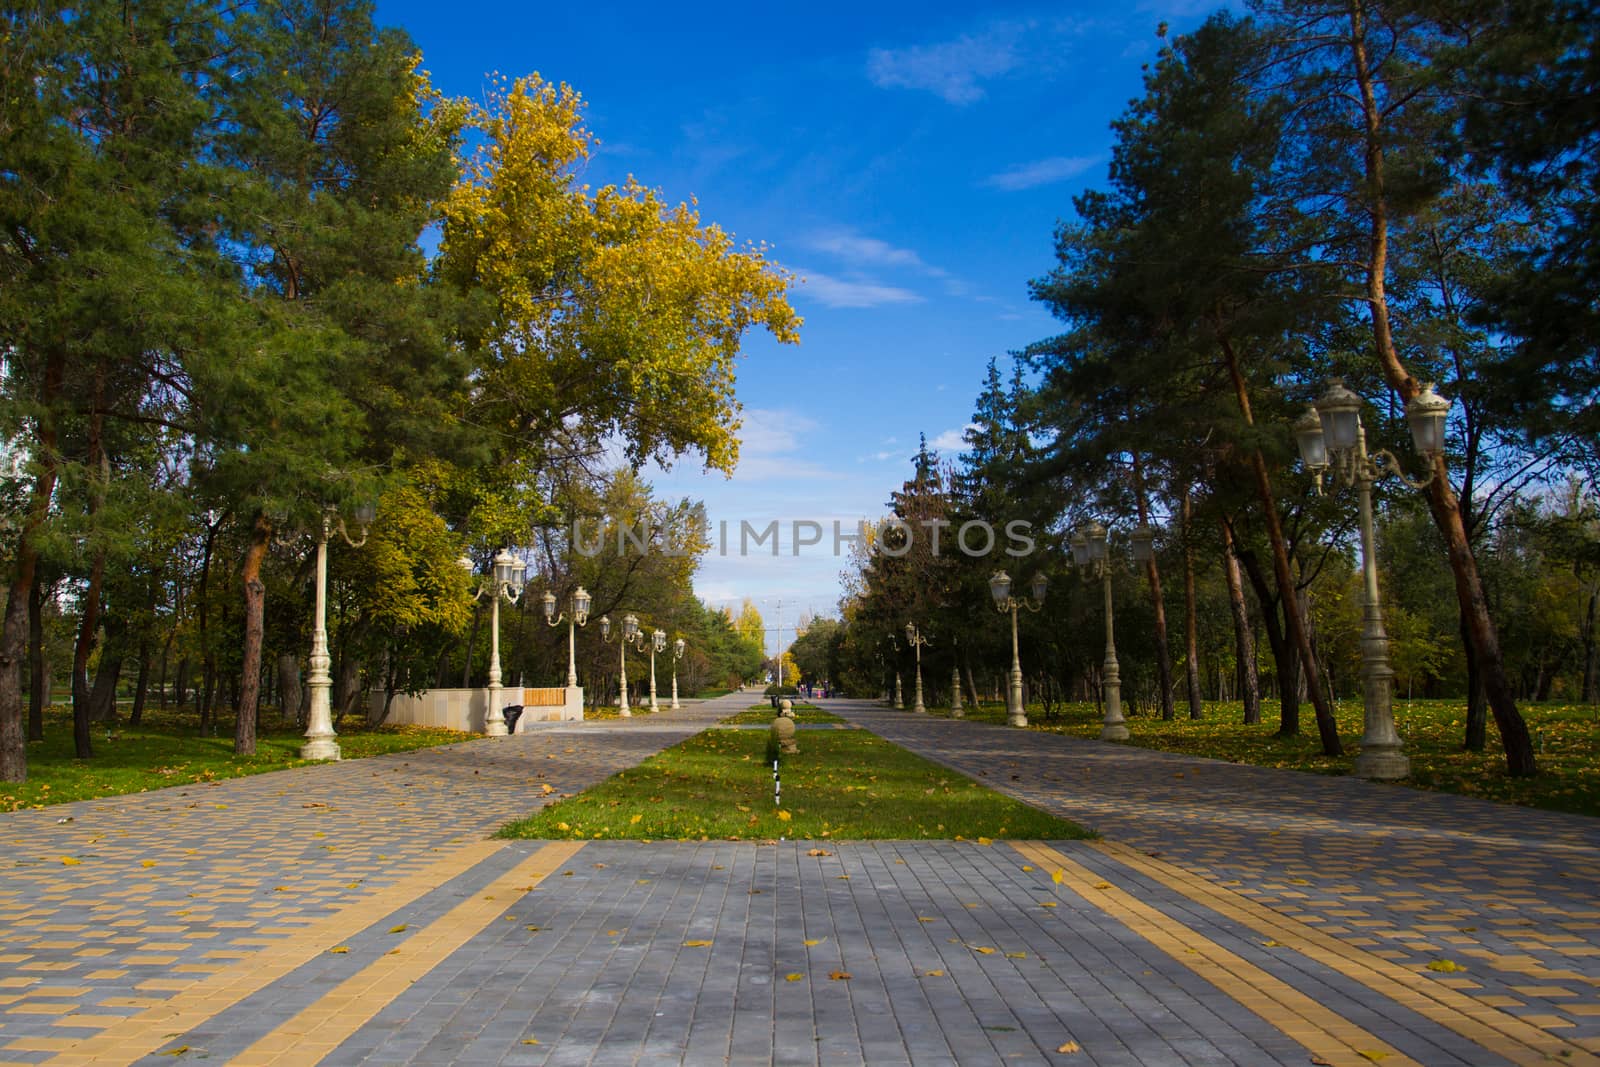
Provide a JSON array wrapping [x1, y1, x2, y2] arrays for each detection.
[[0, 693, 1595, 1065]]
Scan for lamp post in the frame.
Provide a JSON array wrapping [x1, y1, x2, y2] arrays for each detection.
[[903, 621, 931, 713], [1072, 522, 1147, 742], [462, 548, 527, 736], [988, 570, 1048, 727], [1292, 378, 1450, 780], [648, 628, 666, 712], [885, 635, 904, 709], [302, 502, 375, 761], [950, 640, 964, 719], [671, 636, 685, 709], [598, 613, 640, 716], [541, 586, 592, 687]]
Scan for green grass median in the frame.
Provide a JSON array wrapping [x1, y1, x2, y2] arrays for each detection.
[[498, 724, 1091, 842]]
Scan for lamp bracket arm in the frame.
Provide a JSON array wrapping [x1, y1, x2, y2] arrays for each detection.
[[1370, 448, 1436, 491]]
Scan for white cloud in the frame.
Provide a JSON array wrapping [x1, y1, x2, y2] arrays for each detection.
[[737, 408, 818, 456], [930, 424, 978, 452], [793, 268, 923, 309], [983, 155, 1102, 191], [802, 231, 951, 279], [867, 29, 1022, 105]]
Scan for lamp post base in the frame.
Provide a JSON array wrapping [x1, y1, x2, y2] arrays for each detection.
[[1007, 666, 1027, 728], [1099, 723, 1130, 742], [1354, 746, 1409, 781], [300, 736, 342, 761]]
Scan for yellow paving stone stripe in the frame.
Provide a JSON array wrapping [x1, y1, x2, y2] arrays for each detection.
[[1089, 839, 1600, 1067], [228, 840, 585, 1066], [34, 839, 507, 1067], [1014, 843, 1417, 1067]]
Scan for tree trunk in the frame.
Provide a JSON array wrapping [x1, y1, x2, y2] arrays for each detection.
[[174, 656, 190, 709], [89, 650, 123, 726], [1181, 487, 1203, 720], [1461, 618, 1487, 750], [236, 513, 271, 756], [0, 352, 62, 782], [333, 654, 361, 728], [27, 574, 47, 742], [1238, 546, 1297, 735], [70, 544, 106, 759], [1219, 334, 1340, 754], [1131, 449, 1177, 719], [130, 640, 150, 726], [1347, 4, 1533, 776], [1221, 521, 1261, 726], [277, 652, 302, 726]]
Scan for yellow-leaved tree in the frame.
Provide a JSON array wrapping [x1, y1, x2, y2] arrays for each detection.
[[439, 74, 801, 476]]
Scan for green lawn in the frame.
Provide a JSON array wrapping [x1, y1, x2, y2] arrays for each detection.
[[498, 726, 1091, 842], [1, 705, 470, 812], [582, 703, 673, 721], [719, 703, 844, 725], [920, 697, 1600, 817]]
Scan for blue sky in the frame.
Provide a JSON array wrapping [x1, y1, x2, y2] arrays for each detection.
[[377, 0, 1227, 638]]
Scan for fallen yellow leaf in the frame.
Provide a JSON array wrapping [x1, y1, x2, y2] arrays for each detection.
[[973, 946, 996, 955], [1021, 865, 1034, 872], [777, 810, 792, 822], [977, 837, 993, 846], [141, 860, 157, 868], [630, 814, 643, 824], [785, 973, 805, 982], [1092, 882, 1112, 890], [60, 856, 80, 866], [1051, 868, 1065, 885], [803, 938, 823, 947], [1058, 1040, 1081, 1054], [329, 946, 349, 954], [923, 969, 945, 977], [683, 940, 713, 947], [389, 925, 408, 934], [1040, 902, 1058, 908], [1006, 952, 1027, 959], [829, 969, 852, 980]]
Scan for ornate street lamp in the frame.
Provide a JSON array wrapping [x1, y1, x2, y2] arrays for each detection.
[[302, 501, 375, 760], [541, 586, 592, 687], [1291, 378, 1452, 780], [598, 613, 641, 717], [461, 548, 526, 736], [903, 621, 932, 714], [1072, 522, 1129, 742], [671, 636, 686, 709], [989, 569, 1048, 727]]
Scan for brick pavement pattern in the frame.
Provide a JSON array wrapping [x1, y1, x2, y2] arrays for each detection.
[[0, 691, 1597, 1065]]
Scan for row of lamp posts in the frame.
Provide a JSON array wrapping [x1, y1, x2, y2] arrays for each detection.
[[301, 536, 687, 755], [892, 377, 1451, 782]]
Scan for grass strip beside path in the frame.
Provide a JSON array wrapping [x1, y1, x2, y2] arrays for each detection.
[[921, 697, 1600, 818], [499, 725, 1091, 842], [3, 706, 469, 812], [720, 704, 845, 725]]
